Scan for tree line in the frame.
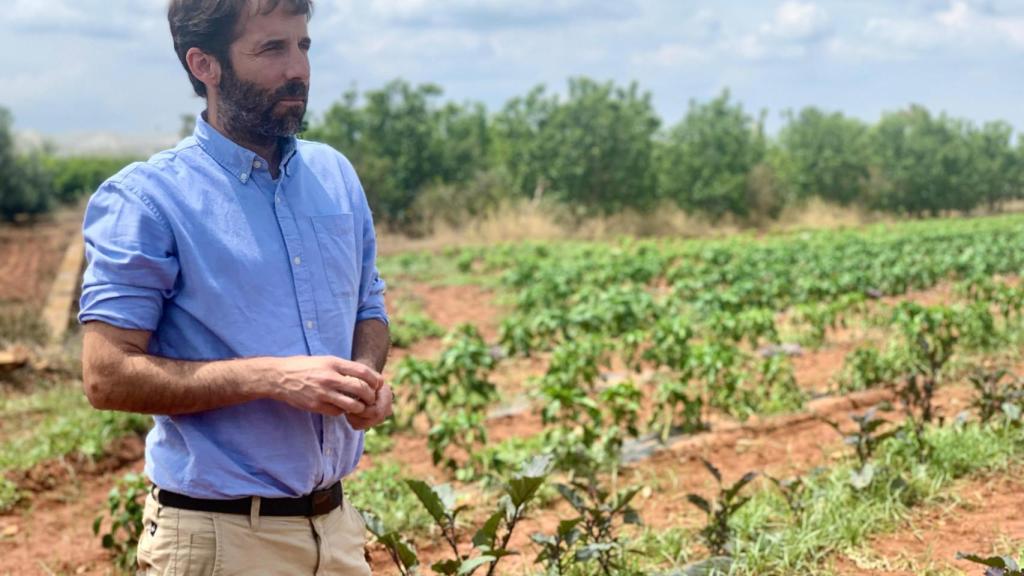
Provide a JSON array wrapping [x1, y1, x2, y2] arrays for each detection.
[[3, 77, 1022, 229], [304, 78, 1024, 232]]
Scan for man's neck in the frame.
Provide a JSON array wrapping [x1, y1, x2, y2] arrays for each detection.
[[203, 109, 283, 179]]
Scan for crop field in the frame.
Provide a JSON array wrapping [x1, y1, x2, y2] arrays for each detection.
[[4, 213, 1024, 575]]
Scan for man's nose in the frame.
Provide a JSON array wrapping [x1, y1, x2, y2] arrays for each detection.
[[286, 46, 310, 85]]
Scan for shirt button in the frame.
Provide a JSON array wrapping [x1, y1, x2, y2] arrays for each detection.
[[240, 173, 248, 183], [293, 256, 301, 266], [306, 320, 315, 330], [253, 160, 262, 169], [275, 196, 281, 204]]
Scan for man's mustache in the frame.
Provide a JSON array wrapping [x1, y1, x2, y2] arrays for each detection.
[[275, 81, 308, 101]]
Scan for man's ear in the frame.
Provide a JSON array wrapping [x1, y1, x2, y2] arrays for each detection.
[[185, 48, 221, 92]]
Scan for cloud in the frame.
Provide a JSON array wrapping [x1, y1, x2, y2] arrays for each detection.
[[2, 0, 166, 39], [861, 0, 1024, 54], [361, 0, 637, 29], [762, 1, 832, 41], [726, 1, 834, 62]]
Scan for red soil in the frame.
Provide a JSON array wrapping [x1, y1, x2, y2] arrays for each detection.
[[0, 210, 81, 308]]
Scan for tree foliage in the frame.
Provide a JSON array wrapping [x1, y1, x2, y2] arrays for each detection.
[[493, 78, 660, 215], [658, 90, 766, 220], [773, 107, 870, 206]]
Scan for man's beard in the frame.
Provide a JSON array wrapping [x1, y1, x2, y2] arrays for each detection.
[[217, 63, 308, 145]]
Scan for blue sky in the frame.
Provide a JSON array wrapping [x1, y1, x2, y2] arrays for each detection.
[[2, 0, 1022, 138]]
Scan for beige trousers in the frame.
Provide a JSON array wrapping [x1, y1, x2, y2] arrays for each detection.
[[136, 490, 372, 576]]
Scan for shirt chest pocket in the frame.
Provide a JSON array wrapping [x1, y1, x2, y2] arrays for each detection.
[[311, 214, 358, 299]]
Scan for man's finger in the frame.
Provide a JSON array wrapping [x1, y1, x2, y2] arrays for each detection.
[[323, 391, 367, 415], [330, 358, 383, 390], [327, 375, 377, 405]]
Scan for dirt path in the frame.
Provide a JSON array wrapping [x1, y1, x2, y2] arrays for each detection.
[[0, 208, 83, 308]]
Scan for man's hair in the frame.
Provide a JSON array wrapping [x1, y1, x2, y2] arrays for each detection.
[[168, 0, 314, 98]]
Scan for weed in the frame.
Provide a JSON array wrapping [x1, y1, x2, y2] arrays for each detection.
[[686, 459, 757, 556]]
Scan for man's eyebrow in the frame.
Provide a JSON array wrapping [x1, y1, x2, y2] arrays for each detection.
[[252, 36, 312, 51], [255, 38, 287, 51]]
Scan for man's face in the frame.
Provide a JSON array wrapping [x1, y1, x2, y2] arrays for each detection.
[[216, 3, 311, 141]]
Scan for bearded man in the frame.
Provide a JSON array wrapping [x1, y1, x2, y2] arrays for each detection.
[[77, 1, 390, 574]]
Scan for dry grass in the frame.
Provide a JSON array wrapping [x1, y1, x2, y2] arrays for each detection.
[[377, 199, 892, 254]]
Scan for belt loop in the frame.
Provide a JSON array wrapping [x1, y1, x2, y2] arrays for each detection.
[[250, 496, 261, 531]]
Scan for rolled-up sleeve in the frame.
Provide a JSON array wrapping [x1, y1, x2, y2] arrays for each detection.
[[353, 176, 388, 327], [78, 179, 179, 331]]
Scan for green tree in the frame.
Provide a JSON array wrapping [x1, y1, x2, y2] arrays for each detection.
[[966, 121, 1021, 211], [308, 80, 492, 228], [43, 156, 133, 205], [0, 108, 53, 222], [773, 107, 870, 206], [659, 90, 766, 220], [868, 106, 976, 216], [494, 78, 661, 215]]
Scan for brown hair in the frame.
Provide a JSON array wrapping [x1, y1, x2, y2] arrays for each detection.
[[168, 0, 314, 98]]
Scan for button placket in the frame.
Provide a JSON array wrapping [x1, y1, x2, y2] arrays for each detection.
[[273, 196, 317, 354]]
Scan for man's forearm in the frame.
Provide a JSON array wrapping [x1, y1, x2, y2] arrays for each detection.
[[352, 319, 390, 373], [85, 341, 275, 415]]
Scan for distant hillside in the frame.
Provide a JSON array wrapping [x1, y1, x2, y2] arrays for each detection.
[[14, 130, 179, 158]]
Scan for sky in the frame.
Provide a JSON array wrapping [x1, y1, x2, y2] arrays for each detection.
[[2, 0, 1023, 143]]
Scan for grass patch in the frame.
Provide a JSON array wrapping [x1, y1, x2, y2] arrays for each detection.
[[390, 304, 444, 349], [729, 421, 1024, 575], [0, 386, 149, 481], [346, 460, 435, 536]]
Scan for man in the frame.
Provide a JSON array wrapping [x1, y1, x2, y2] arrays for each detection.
[[78, 1, 391, 573]]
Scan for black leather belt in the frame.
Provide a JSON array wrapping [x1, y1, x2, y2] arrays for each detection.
[[157, 482, 343, 517]]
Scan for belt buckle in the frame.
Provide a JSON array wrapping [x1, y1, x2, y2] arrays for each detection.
[[311, 488, 333, 516]]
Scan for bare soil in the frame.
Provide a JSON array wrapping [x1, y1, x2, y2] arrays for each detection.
[[0, 209, 82, 308]]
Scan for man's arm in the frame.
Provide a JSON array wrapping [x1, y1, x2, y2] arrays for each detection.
[[82, 321, 381, 416], [351, 318, 390, 373], [346, 319, 392, 430]]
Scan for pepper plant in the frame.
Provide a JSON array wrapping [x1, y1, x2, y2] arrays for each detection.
[[367, 457, 550, 576]]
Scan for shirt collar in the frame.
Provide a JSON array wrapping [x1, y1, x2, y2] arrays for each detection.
[[194, 113, 299, 183]]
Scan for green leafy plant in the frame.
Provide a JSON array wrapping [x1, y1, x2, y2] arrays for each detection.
[[93, 472, 148, 573], [0, 478, 20, 513], [836, 346, 899, 392], [686, 459, 757, 556], [766, 473, 812, 521], [823, 408, 897, 489], [428, 408, 489, 479], [969, 368, 1024, 425], [368, 457, 550, 576], [391, 309, 445, 348], [650, 375, 704, 442], [534, 468, 643, 576], [394, 324, 498, 478]]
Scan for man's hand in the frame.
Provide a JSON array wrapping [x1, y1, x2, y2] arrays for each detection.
[[266, 356, 384, 417], [346, 383, 394, 431]]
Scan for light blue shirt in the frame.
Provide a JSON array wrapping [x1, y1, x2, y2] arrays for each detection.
[[78, 116, 388, 499]]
